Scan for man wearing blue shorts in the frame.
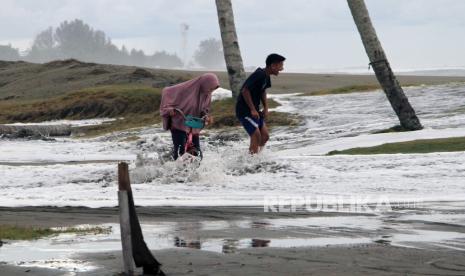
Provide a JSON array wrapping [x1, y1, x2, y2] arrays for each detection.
[[236, 53, 285, 154]]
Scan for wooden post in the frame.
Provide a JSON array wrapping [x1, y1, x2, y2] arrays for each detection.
[[118, 162, 135, 275]]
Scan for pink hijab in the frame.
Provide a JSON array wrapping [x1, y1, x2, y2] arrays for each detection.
[[160, 73, 220, 133]]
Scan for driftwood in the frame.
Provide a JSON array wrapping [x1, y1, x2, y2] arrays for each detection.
[[0, 125, 72, 137]]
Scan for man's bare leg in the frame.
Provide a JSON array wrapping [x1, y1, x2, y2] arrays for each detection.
[[250, 128, 262, 154], [258, 123, 269, 152]]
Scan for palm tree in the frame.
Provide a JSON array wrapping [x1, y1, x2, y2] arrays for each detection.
[[215, 0, 246, 98], [347, 0, 422, 130]]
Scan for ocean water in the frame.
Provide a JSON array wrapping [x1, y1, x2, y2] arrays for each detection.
[[0, 83, 464, 207]]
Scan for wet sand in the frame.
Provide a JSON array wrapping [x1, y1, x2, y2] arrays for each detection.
[[1, 205, 465, 275], [2, 246, 465, 276], [86, 245, 465, 276], [0, 206, 363, 228]]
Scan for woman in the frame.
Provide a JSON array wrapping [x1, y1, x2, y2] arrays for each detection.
[[160, 73, 220, 160]]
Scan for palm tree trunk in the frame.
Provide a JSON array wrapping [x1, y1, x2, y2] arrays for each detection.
[[347, 0, 422, 130], [215, 0, 246, 98]]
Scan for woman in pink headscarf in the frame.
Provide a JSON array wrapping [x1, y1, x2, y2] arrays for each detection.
[[160, 73, 220, 160]]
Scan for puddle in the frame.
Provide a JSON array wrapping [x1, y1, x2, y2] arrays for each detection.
[[17, 259, 98, 273], [3, 212, 465, 272], [174, 236, 371, 254], [256, 216, 382, 231], [0, 220, 373, 272]]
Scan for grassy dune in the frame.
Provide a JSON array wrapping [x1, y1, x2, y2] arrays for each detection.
[[328, 136, 465, 155], [0, 84, 163, 122], [0, 59, 191, 101]]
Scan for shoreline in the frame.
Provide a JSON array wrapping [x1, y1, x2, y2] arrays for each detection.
[[0, 205, 371, 228]]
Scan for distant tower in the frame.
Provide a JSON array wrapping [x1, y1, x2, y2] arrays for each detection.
[[180, 23, 189, 68]]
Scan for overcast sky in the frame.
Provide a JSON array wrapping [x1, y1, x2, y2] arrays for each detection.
[[1, 0, 465, 72]]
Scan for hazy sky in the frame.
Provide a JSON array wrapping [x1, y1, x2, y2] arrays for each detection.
[[1, 0, 465, 72]]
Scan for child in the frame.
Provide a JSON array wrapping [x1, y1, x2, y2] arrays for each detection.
[[235, 53, 285, 154], [160, 73, 220, 160]]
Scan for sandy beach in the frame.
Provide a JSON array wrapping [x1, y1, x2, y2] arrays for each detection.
[[1, 204, 465, 275]]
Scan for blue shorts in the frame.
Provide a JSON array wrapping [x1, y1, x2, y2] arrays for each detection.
[[238, 116, 264, 136]]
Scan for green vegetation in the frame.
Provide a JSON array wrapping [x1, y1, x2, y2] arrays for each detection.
[[0, 84, 165, 137], [0, 84, 157, 137], [14, 19, 183, 67], [0, 225, 111, 240], [300, 84, 381, 96], [0, 84, 163, 123], [0, 59, 191, 101], [328, 136, 465, 155]]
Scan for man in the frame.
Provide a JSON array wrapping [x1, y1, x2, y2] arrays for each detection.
[[236, 53, 285, 154]]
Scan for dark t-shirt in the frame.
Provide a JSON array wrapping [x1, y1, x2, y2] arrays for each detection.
[[235, 68, 271, 118]]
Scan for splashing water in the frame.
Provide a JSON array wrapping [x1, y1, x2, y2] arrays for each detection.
[[131, 135, 294, 186]]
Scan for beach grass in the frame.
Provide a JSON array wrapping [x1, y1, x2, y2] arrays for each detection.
[[0, 84, 163, 123], [0, 225, 111, 240], [327, 136, 465, 155]]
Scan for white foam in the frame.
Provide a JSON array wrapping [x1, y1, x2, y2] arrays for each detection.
[[211, 87, 232, 101], [4, 118, 117, 127]]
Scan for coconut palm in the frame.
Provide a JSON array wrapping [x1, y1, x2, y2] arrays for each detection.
[[215, 0, 246, 98], [347, 0, 422, 130]]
